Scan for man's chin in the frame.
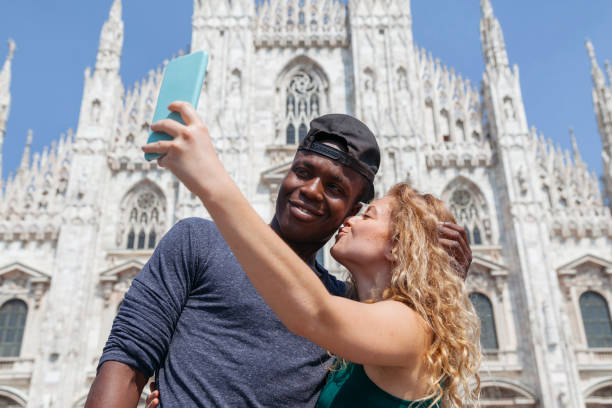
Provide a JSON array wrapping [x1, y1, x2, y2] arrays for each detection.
[[280, 223, 334, 246]]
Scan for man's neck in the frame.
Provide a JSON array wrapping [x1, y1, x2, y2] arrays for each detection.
[[269, 217, 324, 269]]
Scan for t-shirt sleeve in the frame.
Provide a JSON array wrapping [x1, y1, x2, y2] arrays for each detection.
[[98, 218, 210, 377]]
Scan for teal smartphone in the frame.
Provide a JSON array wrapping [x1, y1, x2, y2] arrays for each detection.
[[145, 50, 209, 161]]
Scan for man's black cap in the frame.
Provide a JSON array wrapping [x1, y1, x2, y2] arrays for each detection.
[[298, 114, 380, 202]]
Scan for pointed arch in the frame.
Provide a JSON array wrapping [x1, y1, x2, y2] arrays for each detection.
[[275, 56, 330, 145], [118, 180, 167, 250], [442, 177, 493, 245]]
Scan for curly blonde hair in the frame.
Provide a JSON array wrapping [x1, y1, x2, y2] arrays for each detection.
[[380, 183, 481, 407]]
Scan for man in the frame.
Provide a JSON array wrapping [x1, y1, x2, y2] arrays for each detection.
[[86, 112, 471, 407]]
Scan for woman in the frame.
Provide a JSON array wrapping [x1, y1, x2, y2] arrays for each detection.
[[143, 102, 481, 407]]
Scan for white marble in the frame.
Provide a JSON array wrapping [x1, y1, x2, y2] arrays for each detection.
[[0, 0, 610, 406]]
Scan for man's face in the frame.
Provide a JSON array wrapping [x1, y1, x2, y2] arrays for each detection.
[[274, 151, 365, 245]]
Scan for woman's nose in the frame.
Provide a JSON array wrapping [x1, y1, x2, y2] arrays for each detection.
[[343, 216, 358, 227]]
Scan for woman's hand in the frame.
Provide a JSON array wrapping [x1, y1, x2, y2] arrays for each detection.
[[146, 382, 160, 408], [142, 101, 228, 199]]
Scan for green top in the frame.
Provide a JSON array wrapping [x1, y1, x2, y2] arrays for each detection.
[[316, 362, 440, 408]]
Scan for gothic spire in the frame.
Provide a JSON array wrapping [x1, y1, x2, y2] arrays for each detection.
[[95, 0, 124, 73], [586, 41, 612, 206], [586, 40, 606, 89], [0, 39, 16, 186], [569, 127, 583, 165], [0, 39, 15, 113], [19, 129, 33, 173], [479, 0, 509, 70]]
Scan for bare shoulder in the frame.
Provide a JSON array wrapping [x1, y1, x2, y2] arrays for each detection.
[[375, 300, 432, 352]]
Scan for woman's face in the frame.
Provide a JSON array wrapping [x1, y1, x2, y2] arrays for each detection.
[[330, 196, 394, 270]]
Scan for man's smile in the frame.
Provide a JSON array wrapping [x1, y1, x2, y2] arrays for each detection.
[[288, 200, 324, 221]]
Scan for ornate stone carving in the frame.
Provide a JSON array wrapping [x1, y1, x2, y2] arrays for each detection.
[[99, 260, 143, 307], [0, 263, 51, 308], [117, 181, 166, 250], [255, 0, 348, 49]]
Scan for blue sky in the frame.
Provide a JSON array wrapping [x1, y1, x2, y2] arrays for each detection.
[[0, 1, 611, 185]]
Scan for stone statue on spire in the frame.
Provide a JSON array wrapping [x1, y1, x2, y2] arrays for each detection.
[[95, 0, 124, 73]]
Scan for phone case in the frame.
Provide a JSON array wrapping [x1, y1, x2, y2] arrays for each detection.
[[145, 50, 209, 161]]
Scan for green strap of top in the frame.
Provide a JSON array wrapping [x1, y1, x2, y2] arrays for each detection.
[[316, 362, 440, 408]]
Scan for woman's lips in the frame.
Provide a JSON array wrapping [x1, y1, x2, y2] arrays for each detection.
[[335, 227, 350, 241]]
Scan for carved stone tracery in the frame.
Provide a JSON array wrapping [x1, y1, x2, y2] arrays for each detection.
[[443, 178, 493, 245], [0, 263, 51, 309], [117, 182, 166, 250], [275, 58, 329, 146]]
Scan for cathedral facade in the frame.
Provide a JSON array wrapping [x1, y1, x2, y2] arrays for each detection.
[[0, 0, 611, 406]]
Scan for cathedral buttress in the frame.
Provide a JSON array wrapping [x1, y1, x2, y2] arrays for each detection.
[[348, 0, 419, 195], [28, 1, 126, 406], [586, 40, 612, 206], [479, 1, 584, 406]]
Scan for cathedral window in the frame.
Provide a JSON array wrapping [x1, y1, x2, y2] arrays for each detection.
[[148, 230, 157, 249], [285, 71, 319, 144], [443, 179, 493, 246], [286, 124, 296, 145], [580, 291, 612, 348], [298, 123, 308, 143], [137, 230, 146, 249], [278, 60, 328, 145], [472, 226, 482, 245], [119, 183, 166, 251], [469, 293, 498, 350], [0, 299, 27, 357], [127, 230, 135, 249]]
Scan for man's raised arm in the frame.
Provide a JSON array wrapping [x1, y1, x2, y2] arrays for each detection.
[[85, 361, 147, 408]]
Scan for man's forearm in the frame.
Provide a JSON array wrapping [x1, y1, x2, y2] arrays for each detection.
[[85, 361, 148, 408]]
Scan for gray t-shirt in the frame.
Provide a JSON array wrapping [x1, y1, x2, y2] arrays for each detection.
[[99, 218, 346, 407]]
